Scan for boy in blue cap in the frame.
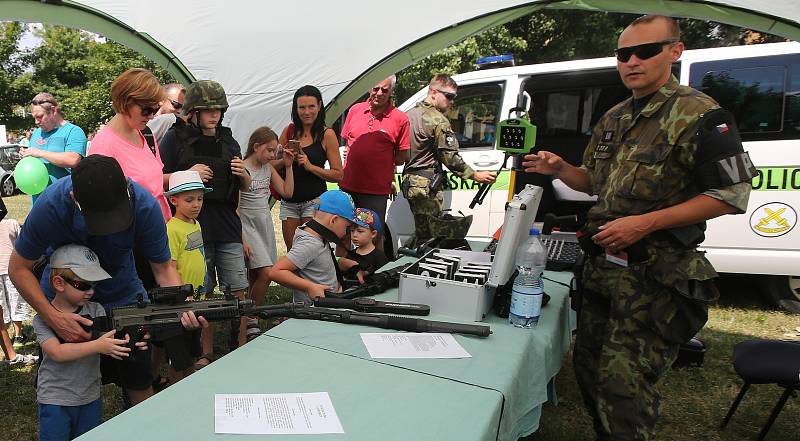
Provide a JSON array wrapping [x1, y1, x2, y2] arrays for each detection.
[[270, 190, 365, 304]]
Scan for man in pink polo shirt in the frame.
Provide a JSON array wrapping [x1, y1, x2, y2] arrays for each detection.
[[340, 75, 410, 253]]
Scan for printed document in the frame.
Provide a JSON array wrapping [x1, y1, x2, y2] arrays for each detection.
[[214, 392, 344, 434], [360, 333, 472, 359]]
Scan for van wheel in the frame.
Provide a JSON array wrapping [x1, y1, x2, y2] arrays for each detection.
[[764, 275, 800, 313], [1, 176, 15, 197], [383, 225, 395, 261]]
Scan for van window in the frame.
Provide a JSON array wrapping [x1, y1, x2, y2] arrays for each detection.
[[444, 82, 504, 149], [689, 54, 800, 141]]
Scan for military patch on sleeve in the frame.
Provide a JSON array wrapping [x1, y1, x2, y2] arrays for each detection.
[[602, 130, 615, 142], [445, 135, 455, 147], [714, 152, 757, 186], [593, 143, 614, 159]]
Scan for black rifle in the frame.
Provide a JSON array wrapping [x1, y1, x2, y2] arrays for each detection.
[[313, 297, 430, 316], [334, 263, 411, 299], [84, 285, 491, 339]]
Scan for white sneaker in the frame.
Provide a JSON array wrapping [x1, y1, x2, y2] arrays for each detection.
[[7, 353, 38, 366]]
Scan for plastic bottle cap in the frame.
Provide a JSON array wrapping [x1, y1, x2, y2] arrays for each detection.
[[529, 228, 540, 235]]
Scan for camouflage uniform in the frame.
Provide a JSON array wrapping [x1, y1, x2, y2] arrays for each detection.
[[574, 76, 752, 440], [403, 101, 475, 245]]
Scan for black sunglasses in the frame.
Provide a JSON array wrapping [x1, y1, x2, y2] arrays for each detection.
[[31, 99, 56, 106], [614, 40, 678, 63], [137, 102, 160, 117], [60, 276, 97, 291], [435, 88, 457, 101], [170, 100, 183, 110]]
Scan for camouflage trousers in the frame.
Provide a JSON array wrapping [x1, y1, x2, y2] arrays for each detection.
[[400, 174, 443, 247], [574, 256, 680, 441]]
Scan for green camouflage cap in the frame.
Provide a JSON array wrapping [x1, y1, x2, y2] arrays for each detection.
[[184, 80, 228, 114]]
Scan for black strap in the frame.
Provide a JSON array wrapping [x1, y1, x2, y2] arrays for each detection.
[[301, 220, 346, 288], [141, 126, 157, 156]]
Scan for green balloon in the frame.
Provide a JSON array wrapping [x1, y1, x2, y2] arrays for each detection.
[[14, 156, 50, 195]]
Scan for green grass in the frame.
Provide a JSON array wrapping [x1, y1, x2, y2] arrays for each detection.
[[2, 194, 799, 440]]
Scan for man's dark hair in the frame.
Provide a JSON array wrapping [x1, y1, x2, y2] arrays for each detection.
[[291, 85, 327, 142], [630, 15, 681, 41]]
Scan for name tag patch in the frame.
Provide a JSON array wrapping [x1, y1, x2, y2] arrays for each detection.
[[594, 143, 614, 159]]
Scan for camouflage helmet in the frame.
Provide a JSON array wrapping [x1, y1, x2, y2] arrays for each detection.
[[183, 80, 228, 114]]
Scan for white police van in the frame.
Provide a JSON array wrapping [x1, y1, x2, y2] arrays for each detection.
[[389, 42, 800, 311]]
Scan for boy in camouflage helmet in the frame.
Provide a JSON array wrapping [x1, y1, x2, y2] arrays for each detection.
[[159, 80, 253, 362], [522, 15, 754, 440]]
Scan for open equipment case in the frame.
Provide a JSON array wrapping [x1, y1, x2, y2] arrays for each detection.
[[398, 185, 543, 321]]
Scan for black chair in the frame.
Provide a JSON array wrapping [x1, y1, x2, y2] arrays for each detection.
[[720, 339, 800, 440]]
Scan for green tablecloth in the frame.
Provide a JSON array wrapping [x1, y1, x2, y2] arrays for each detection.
[[77, 337, 503, 441], [77, 258, 575, 441], [267, 269, 576, 441]]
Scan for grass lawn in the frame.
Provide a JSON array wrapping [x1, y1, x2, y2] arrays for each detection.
[[1, 193, 798, 440]]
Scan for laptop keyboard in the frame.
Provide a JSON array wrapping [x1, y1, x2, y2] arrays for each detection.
[[483, 235, 583, 271]]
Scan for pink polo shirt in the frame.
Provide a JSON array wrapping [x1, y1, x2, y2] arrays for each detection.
[[89, 126, 171, 221], [340, 102, 410, 195]]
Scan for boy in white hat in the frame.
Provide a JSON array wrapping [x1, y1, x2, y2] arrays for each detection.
[[164, 170, 211, 376], [34, 244, 140, 441]]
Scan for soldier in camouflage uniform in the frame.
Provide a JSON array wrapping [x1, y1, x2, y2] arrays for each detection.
[[522, 16, 754, 440], [403, 74, 496, 246]]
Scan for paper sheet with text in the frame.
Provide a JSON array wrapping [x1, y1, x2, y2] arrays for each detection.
[[214, 392, 344, 434], [360, 332, 472, 358]]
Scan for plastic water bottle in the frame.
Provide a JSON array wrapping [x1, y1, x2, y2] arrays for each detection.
[[509, 228, 546, 328]]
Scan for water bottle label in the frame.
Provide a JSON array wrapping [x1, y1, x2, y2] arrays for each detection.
[[510, 290, 542, 318]]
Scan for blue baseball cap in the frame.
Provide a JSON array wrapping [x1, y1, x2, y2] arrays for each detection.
[[315, 190, 357, 223]]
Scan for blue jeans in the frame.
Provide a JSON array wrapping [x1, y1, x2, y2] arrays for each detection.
[[39, 399, 101, 441], [205, 242, 248, 292]]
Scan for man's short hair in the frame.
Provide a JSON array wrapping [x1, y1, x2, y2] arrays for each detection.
[[429, 73, 457, 90], [630, 15, 681, 41], [163, 82, 185, 94], [31, 92, 62, 116], [110, 68, 166, 114]]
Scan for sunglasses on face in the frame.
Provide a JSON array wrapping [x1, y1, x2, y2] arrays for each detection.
[[136, 102, 160, 117], [60, 276, 97, 291], [371, 86, 390, 94], [614, 40, 677, 63], [435, 88, 457, 101], [170, 100, 183, 110]]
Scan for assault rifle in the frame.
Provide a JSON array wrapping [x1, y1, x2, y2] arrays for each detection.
[[84, 284, 491, 340], [336, 263, 411, 299]]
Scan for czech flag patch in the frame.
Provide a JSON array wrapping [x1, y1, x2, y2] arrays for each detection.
[[716, 123, 729, 134]]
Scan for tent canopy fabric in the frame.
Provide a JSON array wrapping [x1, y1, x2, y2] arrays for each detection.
[[2, 0, 799, 146]]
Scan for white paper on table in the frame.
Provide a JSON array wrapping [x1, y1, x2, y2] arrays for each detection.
[[214, 392, 344, 434], [360, 332, 472, 359]]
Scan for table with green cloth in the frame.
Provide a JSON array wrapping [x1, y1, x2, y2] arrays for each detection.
[[77, 266, 575, 441]]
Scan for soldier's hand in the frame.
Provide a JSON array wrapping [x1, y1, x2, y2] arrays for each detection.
[[473, 171, 497, 184], [522, 151, 565, 176], [592, 214, 657, 253]]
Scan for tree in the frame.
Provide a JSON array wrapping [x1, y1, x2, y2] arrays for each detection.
[[0, 22, 175, 134]]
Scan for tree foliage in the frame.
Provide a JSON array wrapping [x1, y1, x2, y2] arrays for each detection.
[[395, 10, 787, 103], [0, 23, 174, 135]]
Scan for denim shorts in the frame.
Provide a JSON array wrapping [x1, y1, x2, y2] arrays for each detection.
[[279, 198, 319, 221], [205, 242, 249, 292]]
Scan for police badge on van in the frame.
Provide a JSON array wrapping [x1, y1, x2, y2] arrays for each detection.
[[750, 202, 797, 237]]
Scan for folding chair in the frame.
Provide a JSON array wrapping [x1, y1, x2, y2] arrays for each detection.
[[720, 339, 800, 440]]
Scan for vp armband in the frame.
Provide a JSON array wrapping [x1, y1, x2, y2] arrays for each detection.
[[692, 109, 757, 190]]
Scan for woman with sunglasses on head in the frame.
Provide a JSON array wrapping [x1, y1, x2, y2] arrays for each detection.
[[89, 68, 172, 221], [274, 85, 343, 250]]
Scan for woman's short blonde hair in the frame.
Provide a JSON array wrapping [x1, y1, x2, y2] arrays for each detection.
[[111, 68, 166, 114]]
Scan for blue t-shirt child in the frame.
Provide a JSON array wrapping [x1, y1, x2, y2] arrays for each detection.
[[14, 177, 171, 309]]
